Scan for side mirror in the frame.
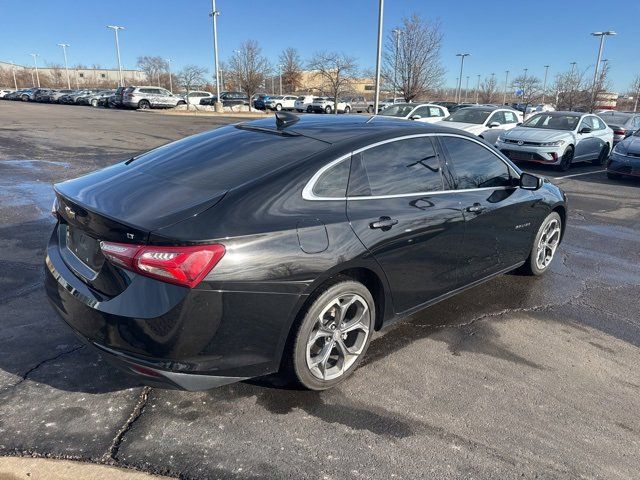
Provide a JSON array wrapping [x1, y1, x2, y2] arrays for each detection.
[[488, 121, 501, 128], [516, 122, 523, 126], [520, 172, 542, 191], [579, 127, 592, 134], [410, 114, 422, 120]]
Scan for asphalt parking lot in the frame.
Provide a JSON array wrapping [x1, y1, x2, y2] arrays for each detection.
[[1, 101, 639, 479]]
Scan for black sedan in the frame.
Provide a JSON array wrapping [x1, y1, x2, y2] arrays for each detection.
[[607, 128, 640, 179], [45, 113, 567, 391]]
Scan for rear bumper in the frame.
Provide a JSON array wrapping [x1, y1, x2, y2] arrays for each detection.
[[44, 228, 303, 390]]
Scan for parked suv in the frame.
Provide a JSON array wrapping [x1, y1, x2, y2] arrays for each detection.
[[344, 96, 373, 113], [311, 97, 351, 114], [294, 95, 315, 113], [122, 86, 186, 109], [265, 95, 298, 111]]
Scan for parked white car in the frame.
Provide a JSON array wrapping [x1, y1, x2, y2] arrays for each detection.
[[438, 106, 522, 144], [311, 97, 351, 114], [495, 112, 614, 171], [183, 90, 214, 106], [379, 103, 449, 123], [525, 103, 555, 119], [378, 97, 405, 111], [0, 89, 15, 98], [265, 95, 297, 111], [294, 95, 315, 113]]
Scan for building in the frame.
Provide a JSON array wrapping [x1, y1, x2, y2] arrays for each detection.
[[0, 60, 146, 89]]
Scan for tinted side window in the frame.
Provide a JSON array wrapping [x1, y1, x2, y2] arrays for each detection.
[[313, 159, 350, 198], [504, 111, 518, 123], [357, 137, 443, 195], [488, 111, 506, 125], [440, 136, 511, 189]]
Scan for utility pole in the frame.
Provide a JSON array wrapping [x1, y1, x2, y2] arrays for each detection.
[[475, 74, 480, 103], [542, 65, 550, 104], [455, 53, 470, 103], [392, 29, 402, 99], [209, 0, 223, 112], [166, 59, 173, 93], [57, 44, 71, 89], [30, 53, 40, 88], [503, 70, 509, 105], [373, 0, 384, 113], [11, 61, 18, 90], [279, 64, 282, 95], [464, 75, 469, 102], [590, 31, 616, 111], [107, 25, 125, 87]]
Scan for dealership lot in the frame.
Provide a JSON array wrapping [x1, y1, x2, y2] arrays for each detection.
[[1, 102, 639, 479]]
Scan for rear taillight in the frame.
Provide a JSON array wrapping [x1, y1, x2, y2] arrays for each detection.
[[99, 241, 225, 288], [614, 129, 626, 136]]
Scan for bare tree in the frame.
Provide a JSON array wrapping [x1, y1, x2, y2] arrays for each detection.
[[382, 14, 445, 101], [178, 65, 207, 110], [552, 67, 589, 111], [307, 51, 358, 114], [279, 48, 303, 93], [589, 62, 612, 112], [630, 75, 640, 112], [511, 74, 542, 111], [137, 56, 168, 85], [479, 75, 498, 104], [229, 40, 270, 111]]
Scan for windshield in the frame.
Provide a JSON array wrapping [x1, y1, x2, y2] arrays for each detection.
[[379, 104, 416, 117], [522, 114, 580, 131], [444, 108, 492, 124]]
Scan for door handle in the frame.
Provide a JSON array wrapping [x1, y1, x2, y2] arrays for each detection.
[[466, 203, 486, 214], [369, 216, 398, 230]]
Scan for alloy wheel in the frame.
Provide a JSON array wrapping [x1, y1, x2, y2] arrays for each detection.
[[535, 218, 561, 270], [305, 293, 371, 381]]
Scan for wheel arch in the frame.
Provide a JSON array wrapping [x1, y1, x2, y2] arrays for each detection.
[[552, 204, 567, 242]]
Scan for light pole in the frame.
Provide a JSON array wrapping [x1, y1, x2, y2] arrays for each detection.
[[278, 64, 283, 95], [107, 25, 125, 87], [11, 61, 18, 90], [373, 0, 384, 113], [475, 74, 480, 103], [209, 0, 222, 112], [503, 70, 509, 105], [542, 65, 550, 104], [57, 43, 71, 89], [522, 68, 528, 104], [570, 61, 577, 76], [464, 75, 469, 102], [166, 59, 173, 93], [30, 53, 40, 88], [455, 53, 470, 103], [392, 28, 402, 98], [590, 31, 616, 110]]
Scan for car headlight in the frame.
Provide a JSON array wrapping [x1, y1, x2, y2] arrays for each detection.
[[497, 135, 506, 142], [539, 140, 565, 147]]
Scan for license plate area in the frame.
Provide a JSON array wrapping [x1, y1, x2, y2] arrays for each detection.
[[59, 224, 104, 280]]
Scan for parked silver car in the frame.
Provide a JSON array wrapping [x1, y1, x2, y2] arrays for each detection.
[[122, 86, 186, 109], [596, 111, 640, 144], [495, 112, 613, 171]]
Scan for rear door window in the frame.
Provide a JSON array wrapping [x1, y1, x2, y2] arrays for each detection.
[[353, 137, 443, 196]]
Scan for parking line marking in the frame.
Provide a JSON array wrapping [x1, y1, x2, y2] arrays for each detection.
[[554, 169, 606, 180]]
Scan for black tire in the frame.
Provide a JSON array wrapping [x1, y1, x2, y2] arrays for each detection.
[[520, 212, 562, 276], [177, 100, 186, 106], [21, 95, 29, 102], [367, 106, 374, 114], [607, 171, 622, 180], [344, 106, 351, 114], [275, 104, 282, 111], [324, 105, 332, 114], [557, 146, 574, 172], [138, 99, 151, 110], [91, 99, 98, 107], [593, 144, 610, 165], [306, 105, 312, 113], [286, 279, 375, 390]]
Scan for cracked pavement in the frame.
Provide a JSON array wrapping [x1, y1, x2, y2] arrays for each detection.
[[0, 102, 639, 479]]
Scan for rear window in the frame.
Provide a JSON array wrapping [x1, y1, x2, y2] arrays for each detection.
[[131, 126, 329, 190]]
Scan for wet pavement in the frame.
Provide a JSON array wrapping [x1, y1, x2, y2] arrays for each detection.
[[0, 102, 639, 479]]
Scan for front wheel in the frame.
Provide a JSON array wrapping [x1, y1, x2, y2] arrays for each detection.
[[343, 106, 351, 114], [91, 99, 98, 107], [557, 147, 574, 172], [367, 105, 374, 113], [324, 105, 332, 114], [306, 105, 312, 113], [275, 104, 282, 111], [521, 212, 562, 276], [593, 144, 610, 165], [288, 280, 374, 390]]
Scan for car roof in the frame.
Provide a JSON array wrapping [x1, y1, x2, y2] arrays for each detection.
[[536, 111, 583, 116], [242, 113, 473, 145]]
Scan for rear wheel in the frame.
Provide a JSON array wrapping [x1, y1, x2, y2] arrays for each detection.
[[288, 280, 374, 390], [306, 105, 312, 113], [325, 105, 332, 114], [91, 99, 98, 107], [138, 99, 151, 110], [367, 105, 374, 114], [344, 106, 351, 114], [521, 212, 562, 276], [557, 146, 574, 172], [275, 104, 282, 111], [593, 144, 610, 165], [177, 100, 186, 106]]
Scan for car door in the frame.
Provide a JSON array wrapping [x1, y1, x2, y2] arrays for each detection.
[[591, 116, 611, 153], [575, 116, 598, 160], [437, 134, 541, 281], [346, 136, 466, 313]]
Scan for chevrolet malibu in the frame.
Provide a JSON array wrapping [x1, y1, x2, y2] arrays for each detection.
[[496, 112, 613, 171], [45, 113, 567, 391], [607, 128, 640, 179]]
